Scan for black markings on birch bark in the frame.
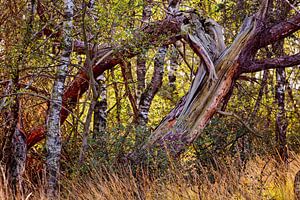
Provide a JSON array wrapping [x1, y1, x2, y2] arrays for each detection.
[[273, 0, 290, 165], [168, 45, 180, 92], [135, 46, 168, 147], [136, 55, 147, 106], [134, 0, 180, 148], [93, 74, 108, 160], [45, 0, 73, 198], [275, 58, 288, 164], [136, 0, 153, 105], [141, 0, 153, 24]]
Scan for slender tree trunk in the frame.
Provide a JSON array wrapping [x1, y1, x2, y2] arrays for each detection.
[[9, 128, 26, 197], [0, 68, 20, 195], [273, 0, 290, 165], [250, 70, 268, 119], [111, 69, 122, 124], [137, 46, 168, 126], [45, 0, 73, 198], [136, 55, 147, 105], [93, 74, 108, 160], [135, 46, 168, 147], [134, 0, 180, 147], [136, 0, 153, 105], [79, 96, 97, 163], [1, 0, 36, 195], [275, 49, 288, 164], [168, 45, 180, 93]]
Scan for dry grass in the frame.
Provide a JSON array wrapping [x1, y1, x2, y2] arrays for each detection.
[[1, 154, 300, 200]]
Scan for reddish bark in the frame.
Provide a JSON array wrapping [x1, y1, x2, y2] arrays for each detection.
[[26, 14, 185, 148], [25, 11, 300, 152]]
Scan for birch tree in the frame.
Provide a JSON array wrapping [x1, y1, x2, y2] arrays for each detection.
[[23, 0, 300, 165], [45, 0, 73, 198]]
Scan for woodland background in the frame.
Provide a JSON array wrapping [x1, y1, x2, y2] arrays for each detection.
[[0, 0, 300, 199]]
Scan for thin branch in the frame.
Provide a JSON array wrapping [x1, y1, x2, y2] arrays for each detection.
[[283, 0, 300, 14], [217, 110, 262, 138]]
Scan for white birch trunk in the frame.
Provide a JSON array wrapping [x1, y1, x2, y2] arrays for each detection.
[[45, 0, 73, 198], [93, 74, 108, 160], [168, 45, 180, 92], [135, 46, 168, 147]]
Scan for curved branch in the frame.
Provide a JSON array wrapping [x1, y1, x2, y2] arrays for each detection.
[[242, 53, 300, 73], [26, 12, 187, 148], [257, 13, 300, 49]]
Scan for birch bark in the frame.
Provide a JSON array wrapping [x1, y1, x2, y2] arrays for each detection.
[[275, 42, 288, 164], [45, 0, 73, 198], [93, 74, 108, 160], [273, 0, 290, 165], [168, 45, 180, 92], [135, 46, 168, 147]]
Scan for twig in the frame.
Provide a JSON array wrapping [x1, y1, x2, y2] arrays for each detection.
[[217, 110, 262, 138], [284, 0, 300, 14]]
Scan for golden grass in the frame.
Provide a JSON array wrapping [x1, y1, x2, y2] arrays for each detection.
[[1, 154, 300, 200]]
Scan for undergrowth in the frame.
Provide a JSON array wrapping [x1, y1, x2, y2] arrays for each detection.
[[1, 153, 300, 200]]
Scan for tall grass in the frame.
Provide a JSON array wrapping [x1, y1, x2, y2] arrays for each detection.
[[1, 154, 300, 200]]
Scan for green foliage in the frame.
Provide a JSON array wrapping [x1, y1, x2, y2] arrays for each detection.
[[0, 1, 299, 198]]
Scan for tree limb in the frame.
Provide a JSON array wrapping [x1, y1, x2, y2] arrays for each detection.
[[242, 53, 300, 73], [257, 13, 300, 49]]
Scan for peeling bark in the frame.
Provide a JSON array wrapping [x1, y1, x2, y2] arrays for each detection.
[[129, 12, 261, 162], [25, 3, 300, 156]]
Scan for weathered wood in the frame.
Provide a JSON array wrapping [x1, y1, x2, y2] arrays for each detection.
[[130, 14, 258, 161], [25, 4, 300, 158]]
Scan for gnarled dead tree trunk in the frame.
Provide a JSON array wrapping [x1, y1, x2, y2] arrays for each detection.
[[128, 1, 300, 162], [25, 1, 300, 166]]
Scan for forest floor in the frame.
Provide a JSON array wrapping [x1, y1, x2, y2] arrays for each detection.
[[1, 153, 300, 200]]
